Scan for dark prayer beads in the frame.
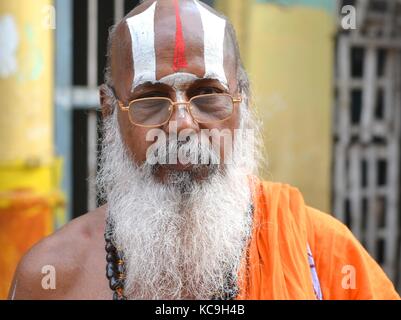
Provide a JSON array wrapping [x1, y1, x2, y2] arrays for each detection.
[[105, 219, 127, 300]]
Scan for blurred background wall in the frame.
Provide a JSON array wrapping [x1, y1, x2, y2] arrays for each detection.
[[0, 0, 400, 298], [0, 0, 63, 299], [216, 0, 335, 213]]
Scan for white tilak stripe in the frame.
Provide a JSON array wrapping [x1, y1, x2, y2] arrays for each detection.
[[194, 0, 228, 87], [126, 1, 157, 90]]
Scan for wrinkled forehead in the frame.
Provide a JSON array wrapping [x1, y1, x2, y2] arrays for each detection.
[[112, 0, 237, 93]]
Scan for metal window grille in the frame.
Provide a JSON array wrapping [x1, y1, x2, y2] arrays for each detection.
[[334, 0, 401, 290], [71, 0, 140, 217]]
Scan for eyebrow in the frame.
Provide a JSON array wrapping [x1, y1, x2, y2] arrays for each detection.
[[134, 77, 228, 92], [188, 78, 229, 92], [157, 77, 229, 91], [129, 82, 171, 99]]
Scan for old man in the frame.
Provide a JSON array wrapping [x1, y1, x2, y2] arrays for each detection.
[[8, 0, 399, 300]]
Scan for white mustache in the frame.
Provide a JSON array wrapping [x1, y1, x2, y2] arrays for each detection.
[[150, 134, 221, 166]]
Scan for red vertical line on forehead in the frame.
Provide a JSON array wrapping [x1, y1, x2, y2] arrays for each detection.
[[173, 0, 188, 71]]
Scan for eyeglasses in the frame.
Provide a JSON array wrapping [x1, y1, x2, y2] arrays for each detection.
[[117, 93, 242, 128]]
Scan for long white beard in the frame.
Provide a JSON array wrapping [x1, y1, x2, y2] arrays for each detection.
[[97, 102, 260, 300]]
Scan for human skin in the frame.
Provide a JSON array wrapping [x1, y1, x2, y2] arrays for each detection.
[[8, 0, 242, 300], [103, 0, 241, 182]]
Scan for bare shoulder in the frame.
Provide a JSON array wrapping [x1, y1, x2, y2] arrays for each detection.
[[8, 206, 107, 300]]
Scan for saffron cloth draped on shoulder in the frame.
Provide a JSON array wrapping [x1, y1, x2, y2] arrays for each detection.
[[236, 178, 400, 300]]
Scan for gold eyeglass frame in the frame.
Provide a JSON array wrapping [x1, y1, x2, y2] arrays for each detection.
[[117, 93, 242, 128]]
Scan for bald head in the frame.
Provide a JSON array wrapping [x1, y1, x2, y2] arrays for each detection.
[[104, 0, 249, 101]]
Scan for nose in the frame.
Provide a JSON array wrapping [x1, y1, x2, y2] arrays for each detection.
[[163, 101, 199, 135]]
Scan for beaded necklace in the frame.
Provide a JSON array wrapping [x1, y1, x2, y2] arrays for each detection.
[[105, 220, 127, 300]]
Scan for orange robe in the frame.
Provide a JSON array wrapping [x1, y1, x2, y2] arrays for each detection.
[[237, 178, 400, 300]]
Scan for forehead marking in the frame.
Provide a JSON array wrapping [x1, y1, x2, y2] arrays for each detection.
[[173, 0, 188, 71], [193, 0, 227, 86], [126, 2, 157, 90], [158, 72, 199, 89], [126, 0, 228, 91], [158, 72, 228, 91]]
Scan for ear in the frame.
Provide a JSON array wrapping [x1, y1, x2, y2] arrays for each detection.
[[99, 84, 115, 118]]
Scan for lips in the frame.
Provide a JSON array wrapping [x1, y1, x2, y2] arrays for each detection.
[[162, 163, 196, 171]]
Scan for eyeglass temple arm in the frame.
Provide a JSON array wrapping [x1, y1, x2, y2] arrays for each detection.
[[104, 85, 129, 111], [118, 101, 129, 111]]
